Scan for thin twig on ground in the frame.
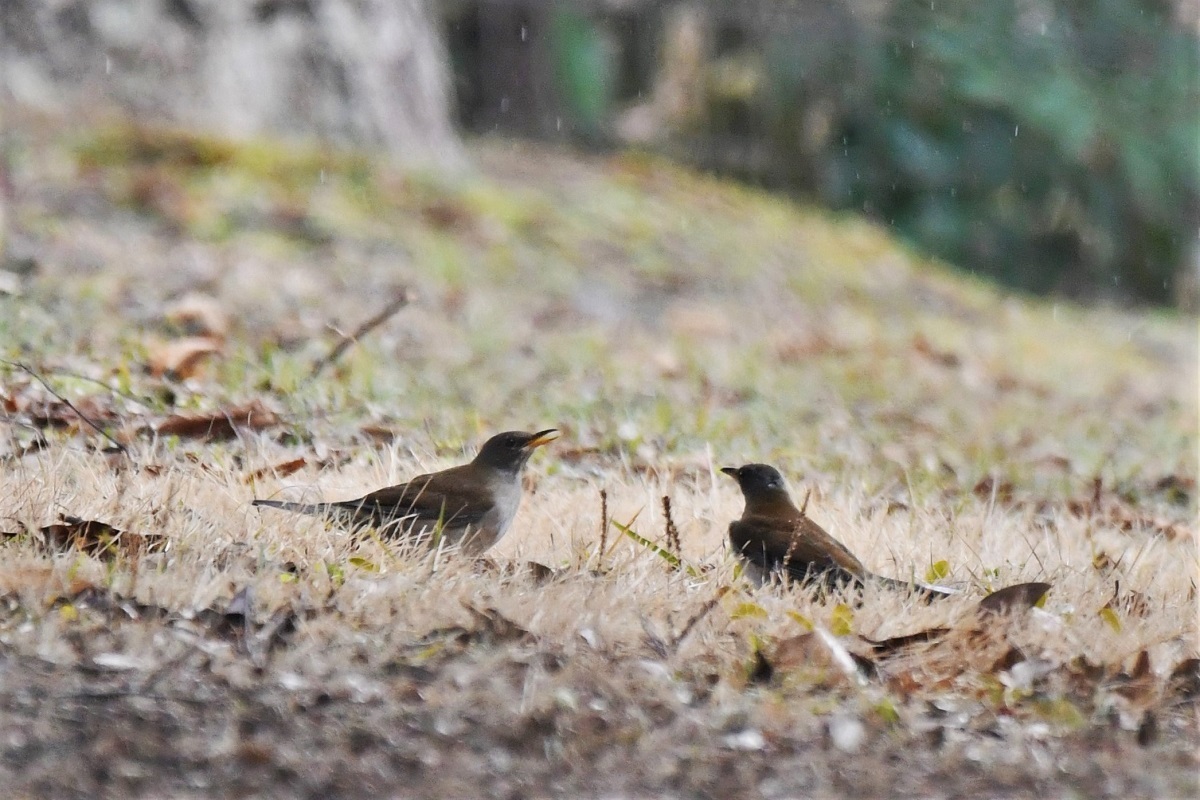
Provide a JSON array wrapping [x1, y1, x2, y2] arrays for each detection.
[[671, 586, 729, 650], [2, 360, 128, 454], [310, 287, 412, 378]]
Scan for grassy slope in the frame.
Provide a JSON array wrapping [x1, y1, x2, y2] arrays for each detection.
[[0, 124, 1196, 797]]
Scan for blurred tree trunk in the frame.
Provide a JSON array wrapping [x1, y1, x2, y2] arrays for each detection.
[[0, 0, 462, 168]]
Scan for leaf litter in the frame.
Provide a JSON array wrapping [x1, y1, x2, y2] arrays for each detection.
[[0, 125, 1195, 798]]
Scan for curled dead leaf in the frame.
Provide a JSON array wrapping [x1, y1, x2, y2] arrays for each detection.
[[165, 292, 229, 339], [147, 336, 223, 380], [244, 457, 307, 484], [976, 582, 1051, 615]]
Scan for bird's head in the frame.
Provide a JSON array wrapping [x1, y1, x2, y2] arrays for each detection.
[[473, 429, 559, 473], [720, 463, 790, 500]]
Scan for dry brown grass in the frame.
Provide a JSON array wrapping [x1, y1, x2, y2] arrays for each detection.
[[0, 123, 1196, 798]]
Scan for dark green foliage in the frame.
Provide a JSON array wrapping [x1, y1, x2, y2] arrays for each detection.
[[550, 6, 618, 140], [443, 0, 1198, 305], [835, 0, 1200, 303], [747, 0, 1199, 303]]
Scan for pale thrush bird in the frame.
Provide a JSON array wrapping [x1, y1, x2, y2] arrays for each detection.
[[254, 429, 558, 555], [721, 464, 953, 598]]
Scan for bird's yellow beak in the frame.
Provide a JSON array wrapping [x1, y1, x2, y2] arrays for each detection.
[[525, 429, 559, 449]]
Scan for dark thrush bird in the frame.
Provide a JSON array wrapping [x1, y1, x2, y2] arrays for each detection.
[[721, 464, 953, 598], [254, 429, 558, 555]]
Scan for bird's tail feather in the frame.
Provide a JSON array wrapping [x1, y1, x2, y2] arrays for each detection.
[[252, 499, 328, 517], [875, 574, 957, 600]]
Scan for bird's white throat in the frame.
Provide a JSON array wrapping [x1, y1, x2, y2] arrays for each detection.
[[486, 473, 524, 538]]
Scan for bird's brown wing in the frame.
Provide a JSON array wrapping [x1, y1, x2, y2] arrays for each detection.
[[788, 515, 867, 575], [328, 466, 490, 535], [783, 518, 956, 599], [730, 513, 867, 583]]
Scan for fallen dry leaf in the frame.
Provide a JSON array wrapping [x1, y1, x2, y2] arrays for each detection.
[[1104, 505, 1185, 541], [359, 424, 400, 443], [244, 457, 308, 484], [973, 475, 1015, 504], [1106, 580, 1153, 619], [147, 336, 223, 379], [1066, 488, 1186, 540], [165, 292, 229, 339], [912, 333, 960, 368], [20, 394, 118, 430], [155, 400, 280, 441], [1, 515, 166, 561], [1032, 453, 1073, 473], [977, 582, 1052, 615]]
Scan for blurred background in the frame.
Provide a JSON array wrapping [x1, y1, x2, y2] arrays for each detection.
[[3, 0, 1198, 307]]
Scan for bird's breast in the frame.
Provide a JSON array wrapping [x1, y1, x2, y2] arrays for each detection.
[[483, 475, 523, 539]]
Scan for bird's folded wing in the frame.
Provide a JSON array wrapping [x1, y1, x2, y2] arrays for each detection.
[[731, 515, 867, 576], [793, 517, 869, 576], [335, 474, 489, 532]]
